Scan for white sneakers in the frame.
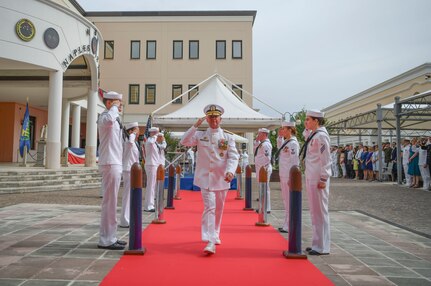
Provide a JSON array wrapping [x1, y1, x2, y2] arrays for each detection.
[[204, 242, 216, 254]]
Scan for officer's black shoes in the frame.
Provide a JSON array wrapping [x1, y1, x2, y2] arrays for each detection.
[[97, 242, 125, 250]]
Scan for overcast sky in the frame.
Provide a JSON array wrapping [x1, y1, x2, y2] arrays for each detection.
[[78, 0, 431, 117]]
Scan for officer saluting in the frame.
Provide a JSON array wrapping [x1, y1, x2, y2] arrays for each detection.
[[302, 109, 331, 255], [97, 91, 126, 250], [144, 127, 161, 212], [181, 104, 239, 255]]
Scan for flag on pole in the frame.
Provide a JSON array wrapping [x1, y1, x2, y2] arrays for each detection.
[[19, 102, 31, 157], [143, 114, 152, 141]]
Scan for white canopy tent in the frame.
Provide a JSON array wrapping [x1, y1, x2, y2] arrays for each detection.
[[152, 74, 282, 133]]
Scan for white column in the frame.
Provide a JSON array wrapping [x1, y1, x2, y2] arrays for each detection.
[[61, 100, 70, 151], [246, 132, 254, 164], [85, 89, 98, 167], [46, 70, 63, 169], [71, 104, 81, 148]]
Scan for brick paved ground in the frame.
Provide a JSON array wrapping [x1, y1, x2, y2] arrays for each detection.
[[0, 176, 430, 285]]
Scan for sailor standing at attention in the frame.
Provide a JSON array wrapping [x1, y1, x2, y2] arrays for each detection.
[[181, 104, 239, 255], [143, 127, 161, 212], [156, 132, 167, 168], [254, 128, 273, 212], [276, 121, 299, 233], [119, 122, 140, 228], [302, 109, 331, 256], [97, 91, 127, 250]]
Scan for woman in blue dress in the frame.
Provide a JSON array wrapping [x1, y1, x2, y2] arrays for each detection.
[[408, 138, 421, 188], [360, 146, 369, 180], [365, 148, 374, 181]]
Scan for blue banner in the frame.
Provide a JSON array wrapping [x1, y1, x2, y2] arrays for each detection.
[[19, 102, 31, 157]]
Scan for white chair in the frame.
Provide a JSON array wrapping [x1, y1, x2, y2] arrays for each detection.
[[382, 162, 394, 181]]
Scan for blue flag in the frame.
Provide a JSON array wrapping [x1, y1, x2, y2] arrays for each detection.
[[19, 102, 31, 157]]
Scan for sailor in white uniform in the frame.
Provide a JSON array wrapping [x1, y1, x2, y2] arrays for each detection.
[[276, 121, 299, 233], [143, 127, 161, 212], [157, 132, 167, 168], [302, 109, 331, 255], [241, 149, 249, 171], [181, 104, 239, 255], [97, 91, 126, 250], [254, 128, 273, 212], [120, 122, 140, 228]]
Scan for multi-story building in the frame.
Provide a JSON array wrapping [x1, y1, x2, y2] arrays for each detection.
[[87, 10, 256, 123]]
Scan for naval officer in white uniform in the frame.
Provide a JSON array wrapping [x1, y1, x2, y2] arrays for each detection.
[[144, 127, 161, 212], [303, 109, 331, 255], [254, 128, 273, 212], [156, 132, 167, 168], [97, 91, 126, 250], [120, 122, 140, 228], [181, 104, 239, 255], [276, 121, 299, 233]]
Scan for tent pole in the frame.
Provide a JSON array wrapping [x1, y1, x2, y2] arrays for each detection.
[[218, 74, 283, 117], [394, 97, 402, 185], [151, 73, 218, 116], [377, 104, 383, 181]]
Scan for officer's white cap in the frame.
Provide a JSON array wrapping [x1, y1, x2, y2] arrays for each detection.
[[124, 122, 138, 130], [204, 104, 224, 116], [306, 109, 324, 118], [104, 91, 123, 100], [281, 121, 296, 127], [258, 128, 270, 134], [149, 127, 159, 133]]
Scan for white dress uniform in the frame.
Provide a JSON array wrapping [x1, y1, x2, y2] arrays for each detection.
[[97, 104, 123, 247], [157, 135, 167, 167], [419, 147, 430, 190], [277, 135, 299, 232], [402, 143, 411, 185], [241, 151, 249, 170], [181, 126, 239, 244], [254, 138, 273, 211], [144, 131, 161, 211], [120, 124, 140, 227], [304, 126, 332, 254]]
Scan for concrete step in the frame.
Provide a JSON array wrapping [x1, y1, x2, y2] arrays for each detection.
[[0, 167, 102, 193], [0, 173, 101, 183], [0, 181, 102, 194]]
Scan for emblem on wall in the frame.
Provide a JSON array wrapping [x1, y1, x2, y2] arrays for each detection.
[[16, 19, 36, 42], [43, 28, 59, 49], [91, 36, 98, 54]]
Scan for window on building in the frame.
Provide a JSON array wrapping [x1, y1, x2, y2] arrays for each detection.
[[216, 40, 226, 59], [172, 85, 183, 104], [232, 84, 243, 99], [145, 84, 156, 104], [130, 41, 140, 59], [129, 84, 140, 104], [173, 41, 183, 59], [189, 40, 199, 59], [188, 84, 198, 100], [104, 41, 114, 59], [232, 40, 242, 59], [146, 40, 156, 59]]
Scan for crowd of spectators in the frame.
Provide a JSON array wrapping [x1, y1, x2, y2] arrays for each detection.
[[330, 137, 431, 190]]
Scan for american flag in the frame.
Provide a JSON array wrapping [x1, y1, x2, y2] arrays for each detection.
[[143, 114, 152, 141]]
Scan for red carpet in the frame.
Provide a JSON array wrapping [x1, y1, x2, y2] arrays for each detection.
[[101, 191, 333, 286]]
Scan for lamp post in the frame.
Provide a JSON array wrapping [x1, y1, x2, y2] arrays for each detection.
[[282, 111, 301, 125]]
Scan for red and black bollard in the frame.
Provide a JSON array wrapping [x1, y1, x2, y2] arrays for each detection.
[[283, 165, 307, 259], [235, 165, 243, 200], [243, 165, 253, 211], [124, 162, 146, 255], [166, 165, 175, 209], [152, 165, 166, 224], [255, 167, 270, 226]]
